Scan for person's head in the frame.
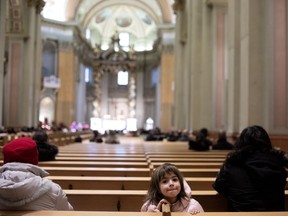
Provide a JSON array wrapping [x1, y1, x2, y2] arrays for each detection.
[[235, 125, 272, 151], [199, 128, 208, 137], [32, 130, 48, 143], [145, 163, 187, 204], [2, 137, 39, 165], [218, 131, 227, 141]]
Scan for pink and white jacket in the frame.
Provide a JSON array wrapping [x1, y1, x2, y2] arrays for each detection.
[[141, 180, 204, 213]]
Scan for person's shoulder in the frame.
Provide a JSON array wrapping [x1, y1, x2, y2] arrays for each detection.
[[140, 200, 153, 212], [47, 180, 66, 195]]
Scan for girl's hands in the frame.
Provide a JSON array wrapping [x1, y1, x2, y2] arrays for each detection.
[[156, 199, 170, 211], [190, 210, 201, 215], [146, 204, 160, 212], [145, 199, 170, 212]]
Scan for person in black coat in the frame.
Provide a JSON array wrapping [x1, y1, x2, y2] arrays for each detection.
[[89, 130, 103, 143], [32, 130, 58, 161], [213, 125, 288, 211], [212, 131, 234, 150], [189, 128, 212, 151]]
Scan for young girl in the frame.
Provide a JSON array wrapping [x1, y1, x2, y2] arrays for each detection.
[[141, 163, 204, 214]]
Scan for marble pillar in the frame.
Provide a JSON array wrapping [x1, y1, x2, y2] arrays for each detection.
[[0, 0, 6, 127]]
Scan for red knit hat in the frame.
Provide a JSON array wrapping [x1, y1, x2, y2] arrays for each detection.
[[3, 137, 39, 165]]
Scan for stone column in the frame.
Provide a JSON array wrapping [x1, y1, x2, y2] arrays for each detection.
[[32, 1, 44, 126], [227, 0, 241, 133], [159, 44, 174, 131], [188, 0, 210, 130], [210, 1, 228, 131], [101, 72, 108, 117], [128, 73, 136, 118], [173, 0, 188, 129], [93, 71, 102, 117], [76, 64, 86, 123], [135, 70, 144, 128], [238, 0, 270, 129], [0, 0, 6, 127], [272, 0, 288, 132], [21, 0, 44, 126]]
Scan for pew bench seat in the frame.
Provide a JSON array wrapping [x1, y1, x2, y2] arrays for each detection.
[[42, 167, 152, 177], [38, 161, 149, 168], [47, 176, 216, 190], [150, 162, 223, 169], [64, 189, 288, 212], [55, 156, 147, 162], [57, 153, 146, 158]]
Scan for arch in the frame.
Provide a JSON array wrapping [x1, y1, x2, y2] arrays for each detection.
[[42, 40, 58, 77], [39, 96, 55, 124]]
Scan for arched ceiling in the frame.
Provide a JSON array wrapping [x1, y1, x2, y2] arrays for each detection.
[[42, 0, 175, 51]]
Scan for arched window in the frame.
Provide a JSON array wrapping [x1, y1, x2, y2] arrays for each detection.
[[42, 41, 57, 78], [117, 70, 129, 85]]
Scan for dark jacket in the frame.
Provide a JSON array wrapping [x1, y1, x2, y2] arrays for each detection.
[[212, 139, 234, 150], [189, 133, 212, 151], [37, 142, 58, 161], [213, 151, 287, 211]]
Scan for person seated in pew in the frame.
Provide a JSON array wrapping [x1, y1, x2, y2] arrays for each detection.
[[0, 137, 73, 210], [74, 135, 82, 143], [89, 130, 103, 143], [213, 125, 288, 211], [105, 130, 120, 144], [32, 130, 58, 161], [212, 131, 234, 150], [189, 128, 213, 151], [141, 163, 204, 214]]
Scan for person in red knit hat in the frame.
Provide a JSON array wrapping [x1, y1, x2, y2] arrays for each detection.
[[0, 137, 73, 210]]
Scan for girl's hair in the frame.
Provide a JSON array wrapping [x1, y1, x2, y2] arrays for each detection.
[[143, 163, 188, 205]]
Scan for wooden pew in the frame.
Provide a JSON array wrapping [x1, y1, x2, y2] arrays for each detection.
[[38, 161, 150, 168], [148, 158, 225, 162], [0, 135, 8, 147], [57, 153, 146, 158], [46, 176, 216, 190], [64, 189, 288, 211], [42, 166, 218, 177], [58, 142, 145, 154], [37, 160, 222, 169], [42, 167, 152, 177], [180, 168, 219, 177], [42, 166, 219, 177], [150, 162, 222, 169], [143, 140, 231, 153], [1, 211, 287, 216], [146, 151, 229, 156], [55, 156, 147, 162]]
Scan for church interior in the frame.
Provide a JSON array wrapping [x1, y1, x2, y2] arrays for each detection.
[[0, 0, 288, 150], [0, 1, 288, 214]]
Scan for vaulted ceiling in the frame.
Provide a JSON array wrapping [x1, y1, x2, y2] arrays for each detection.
[[42, 0, 175, 51]]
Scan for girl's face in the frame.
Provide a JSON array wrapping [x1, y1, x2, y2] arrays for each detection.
[[159, 172, 181, 204]]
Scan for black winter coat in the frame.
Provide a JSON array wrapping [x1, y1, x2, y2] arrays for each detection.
[[37, 142, 59, 161], [213, 151, 287, 211]]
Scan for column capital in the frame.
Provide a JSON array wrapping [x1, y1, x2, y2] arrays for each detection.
[[172, 0, 185, 14], [206, 0, 228, 7], [27, 0, 45, 14]]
